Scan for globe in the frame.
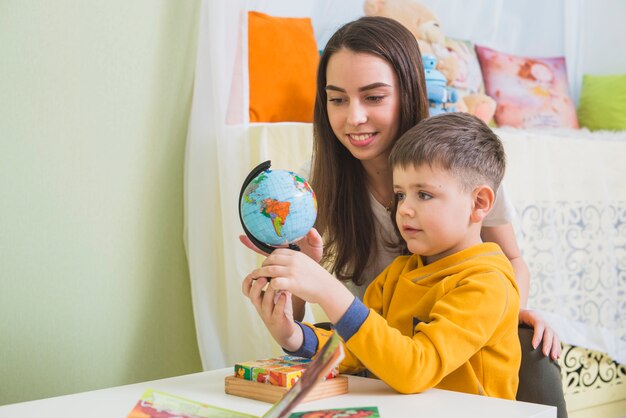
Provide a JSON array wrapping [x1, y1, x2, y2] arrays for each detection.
[[239, 161, 317, 252]]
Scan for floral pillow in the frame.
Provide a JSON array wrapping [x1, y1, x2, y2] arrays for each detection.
[[445, 37, 485, 96], [476, 45, 579, 129]]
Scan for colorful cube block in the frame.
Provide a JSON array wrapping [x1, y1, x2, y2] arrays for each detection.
[[269, 366, 305, 388], [234, 355, 338, 388], [251, 366, 271, 383]]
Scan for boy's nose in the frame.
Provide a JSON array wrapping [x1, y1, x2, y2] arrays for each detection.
[[397, 202, 415, 217]]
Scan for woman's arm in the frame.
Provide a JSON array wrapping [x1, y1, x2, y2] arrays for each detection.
[[481, 224, 561, 359], [481, 224, 529, 307]]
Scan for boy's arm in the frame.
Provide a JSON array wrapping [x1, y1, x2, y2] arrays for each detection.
[[290, 261, 395, 374], [287, 322, 365, 375], [340, 272, 518, 394], [245, 248, 358, 358]]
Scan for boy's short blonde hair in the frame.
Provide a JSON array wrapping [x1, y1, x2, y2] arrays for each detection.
[[389, 113, 506, 193]]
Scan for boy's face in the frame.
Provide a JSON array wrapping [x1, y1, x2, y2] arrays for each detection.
[[393, 163, 480, 264]]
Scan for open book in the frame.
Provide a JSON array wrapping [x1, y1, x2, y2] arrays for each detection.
[[127, 331, 347, 418]]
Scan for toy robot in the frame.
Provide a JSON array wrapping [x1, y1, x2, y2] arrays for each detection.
[[423, 54, 458, 116]]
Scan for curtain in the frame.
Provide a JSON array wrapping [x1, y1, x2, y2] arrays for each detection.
[[184, 0, 626, 369], [184, 0, 279, 370], [183, 1, 319, 370]]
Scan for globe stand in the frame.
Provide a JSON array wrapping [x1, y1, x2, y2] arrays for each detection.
[[238, 160, 301, 254]]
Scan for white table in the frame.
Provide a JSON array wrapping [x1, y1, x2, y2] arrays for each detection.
[[0, 368, 556, 417]]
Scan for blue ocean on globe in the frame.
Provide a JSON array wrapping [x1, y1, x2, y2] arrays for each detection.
[[240, 169, 317, 246]]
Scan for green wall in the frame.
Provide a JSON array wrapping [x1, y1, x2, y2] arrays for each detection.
[[0, 0, 202, 405]]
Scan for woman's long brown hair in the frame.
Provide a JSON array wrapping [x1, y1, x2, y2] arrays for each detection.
[[311, 16, 429, 285]]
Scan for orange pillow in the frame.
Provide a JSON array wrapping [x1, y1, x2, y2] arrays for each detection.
[[248, 11, 319, 123]]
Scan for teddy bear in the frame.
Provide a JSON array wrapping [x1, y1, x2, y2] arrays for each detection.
[[456, 91, 497, 124], [363, 0, 496, 124], [363, 0, 459, 83]]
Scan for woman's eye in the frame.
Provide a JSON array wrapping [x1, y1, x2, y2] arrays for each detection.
[[418, 192, 432, 200], [328, 97, 345, 105], [394, 192, 405, 202], [366, 95, 384, 103]]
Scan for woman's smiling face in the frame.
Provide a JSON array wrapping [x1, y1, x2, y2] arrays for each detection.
[[325, 48, 401, 166]]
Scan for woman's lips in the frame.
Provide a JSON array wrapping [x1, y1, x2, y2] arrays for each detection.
[[347, 132, 376, 147]]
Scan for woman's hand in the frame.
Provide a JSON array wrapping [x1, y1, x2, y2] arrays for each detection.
[[238, 235, 270, 257], [294, 228, 324, 263], [239, 228, 324, 263], [241, 274, 303, 351], [519, 309, 561, 360]]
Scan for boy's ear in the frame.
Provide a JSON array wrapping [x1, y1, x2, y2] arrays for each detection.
[[470, 185, 495, 223]]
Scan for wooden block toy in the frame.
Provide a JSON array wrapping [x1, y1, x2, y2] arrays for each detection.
[[224, 375, 348, 404]]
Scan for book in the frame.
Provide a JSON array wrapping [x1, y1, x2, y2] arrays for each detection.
[[127, 389, 379, 418], [289, 406, 380, 417], [127, 388, 256, 418], [261, 331, 344, 418], [127, 331, 353, 418]]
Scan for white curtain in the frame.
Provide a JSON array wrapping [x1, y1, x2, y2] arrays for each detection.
[[183, 0, 320, 370], [184, 0, 277, 370], [184, 0, 626, 369]]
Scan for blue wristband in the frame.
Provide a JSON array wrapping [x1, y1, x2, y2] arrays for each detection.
[[283, 322, 318, 358], [334, 297, 370, 342]]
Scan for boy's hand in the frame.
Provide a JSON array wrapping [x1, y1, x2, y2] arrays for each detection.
[[519, 309, 561, 360], [251, 249, 334, 304], [242, 275, 303, 351], [250, 249, 354, 323], [239, 228, 323, 323], [239, 228, 324, 263]]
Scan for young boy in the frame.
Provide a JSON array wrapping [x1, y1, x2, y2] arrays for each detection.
[[242, 113, 521, 399]]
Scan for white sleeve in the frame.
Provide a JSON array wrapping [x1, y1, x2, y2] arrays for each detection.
[[297, 159, 312, 181], [483, 182, 517, 227]]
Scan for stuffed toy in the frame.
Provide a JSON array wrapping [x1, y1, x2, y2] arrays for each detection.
[[456, 92, 497, 125], [363, 0, 496, 124], [423, 54, 458, 116], [363, 0, 459, 83]]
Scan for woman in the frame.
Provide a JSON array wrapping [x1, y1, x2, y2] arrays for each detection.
[[241, 15, 566, 416]]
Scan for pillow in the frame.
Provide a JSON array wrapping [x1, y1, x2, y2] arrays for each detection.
[[475, 45, 579, 129], [577, 73, 626, 131], [445, 37, 485, 96], [248, 11, 319, 123]]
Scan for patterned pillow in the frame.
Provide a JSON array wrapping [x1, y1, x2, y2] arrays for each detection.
[[476, 45, 579, 129], [445, 37, 485, 96]]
